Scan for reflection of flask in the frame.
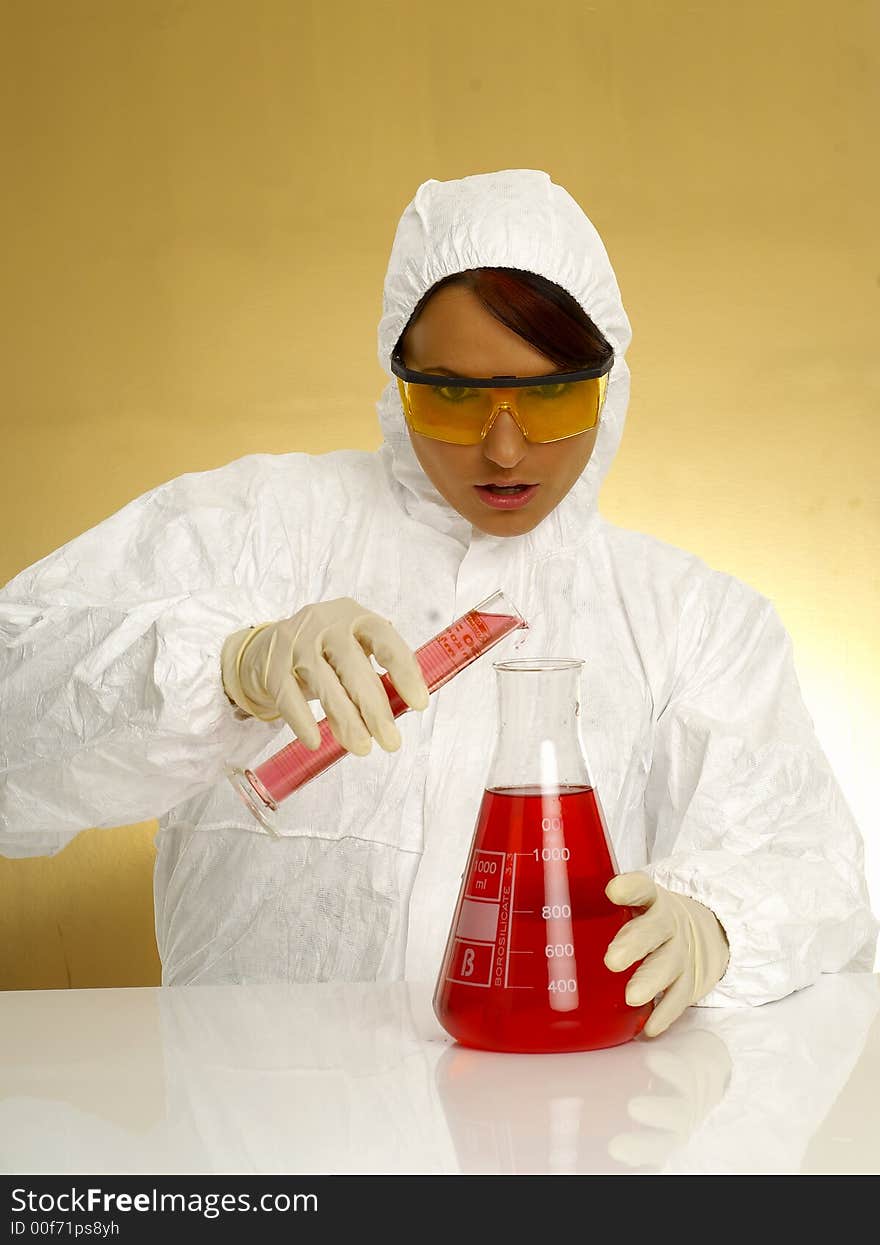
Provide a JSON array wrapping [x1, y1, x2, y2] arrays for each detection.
[[434, 1042, 659, 1175], [433, 659, 653, 1053]]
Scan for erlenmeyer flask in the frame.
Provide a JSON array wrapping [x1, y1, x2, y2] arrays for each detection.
[[433, 659, 654, 1053]]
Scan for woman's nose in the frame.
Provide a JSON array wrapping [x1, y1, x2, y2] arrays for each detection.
[[481, 407, 528, 467]]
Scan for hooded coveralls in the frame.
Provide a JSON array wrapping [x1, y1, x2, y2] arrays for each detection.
[[1, 169, 876, 1002]]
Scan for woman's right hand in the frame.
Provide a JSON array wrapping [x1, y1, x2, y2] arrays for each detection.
[[220, 597, 430, 754]]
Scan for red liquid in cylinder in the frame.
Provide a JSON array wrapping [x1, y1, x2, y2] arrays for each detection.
[[434, 785, 653, 1053]]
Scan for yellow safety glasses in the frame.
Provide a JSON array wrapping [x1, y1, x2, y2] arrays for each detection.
[[391, 346, 612, 446]]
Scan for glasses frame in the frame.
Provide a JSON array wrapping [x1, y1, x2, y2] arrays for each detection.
[[390, 344, 614, 389]]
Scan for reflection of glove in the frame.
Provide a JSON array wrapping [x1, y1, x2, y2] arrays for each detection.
[[608, 1028, 732, 1169], [221, 597, 430, 754], [604, 872, 730, 1037]]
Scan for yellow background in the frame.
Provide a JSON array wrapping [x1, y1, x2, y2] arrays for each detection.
[[2, 0, 877, 988]]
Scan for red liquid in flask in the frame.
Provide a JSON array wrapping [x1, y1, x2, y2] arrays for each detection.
[[434, 785, 653, 1053]]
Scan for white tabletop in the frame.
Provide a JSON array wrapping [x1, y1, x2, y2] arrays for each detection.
[[1, 974, 878, 1176]]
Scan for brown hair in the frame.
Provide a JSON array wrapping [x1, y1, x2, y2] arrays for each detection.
[[399, 267, 613, 372]]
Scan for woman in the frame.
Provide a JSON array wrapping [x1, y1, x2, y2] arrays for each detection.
[[2, 170, 875, 1033]]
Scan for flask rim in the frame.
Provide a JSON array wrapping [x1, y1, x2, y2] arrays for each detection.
[[493, 658, 584, 672]]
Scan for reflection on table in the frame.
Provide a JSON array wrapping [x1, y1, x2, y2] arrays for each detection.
[[0, 973, 877, 1175]]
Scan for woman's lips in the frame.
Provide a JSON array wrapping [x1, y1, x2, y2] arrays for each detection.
[[474, 483, 540, 510]]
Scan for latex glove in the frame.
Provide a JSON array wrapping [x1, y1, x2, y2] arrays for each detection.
[[604, 872, 730, 1038], [221, 597, 430, 755]]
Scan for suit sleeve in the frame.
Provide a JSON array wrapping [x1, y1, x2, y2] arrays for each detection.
[[643, 573, 878, 1006], [0, 454, 306, 858]]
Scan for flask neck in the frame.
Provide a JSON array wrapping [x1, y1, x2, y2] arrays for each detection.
[[486, 661, 592, 793]]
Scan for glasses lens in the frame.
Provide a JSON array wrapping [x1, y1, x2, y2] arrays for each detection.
[[399, 375, 606, 444], [515, 378, 604, 438], [403, 382, 494, 444]]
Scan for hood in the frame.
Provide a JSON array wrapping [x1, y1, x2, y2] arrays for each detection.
[[375, 168, 633, 553]]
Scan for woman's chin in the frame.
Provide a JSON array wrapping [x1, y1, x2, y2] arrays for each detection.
[[465, 507, 544, 537]]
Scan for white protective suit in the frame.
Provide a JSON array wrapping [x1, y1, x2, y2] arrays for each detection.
[[1, 169, 876, 1001]]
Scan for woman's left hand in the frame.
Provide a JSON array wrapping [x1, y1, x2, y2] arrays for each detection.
[[604, 872, 730, 1037]]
